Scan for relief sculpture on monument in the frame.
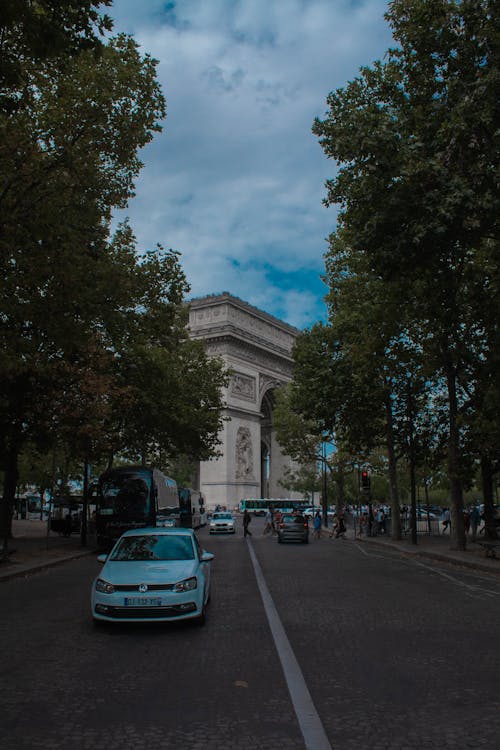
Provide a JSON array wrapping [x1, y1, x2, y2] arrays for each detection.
[[231, 373, 256, 402], [235, 426, 254, 481]]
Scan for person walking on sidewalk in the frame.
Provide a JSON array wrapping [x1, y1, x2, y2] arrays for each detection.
[[441, 508, 451, 534], [313, 510, 322, 540], [243, 509, 252, 538], [469, 505, 480, 541], [336, 513, 347, 539], [329, 513, 346, 539]]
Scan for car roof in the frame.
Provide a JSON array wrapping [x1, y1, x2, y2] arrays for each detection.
[[120, 527, 195, 537]]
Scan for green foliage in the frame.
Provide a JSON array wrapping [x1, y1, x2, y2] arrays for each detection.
[[0, 5, 228, 536], [0, 1, 113, 110], [310, 0, 498, 545]]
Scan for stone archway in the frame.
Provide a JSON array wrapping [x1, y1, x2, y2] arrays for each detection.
[[188, 293, 303, 509]]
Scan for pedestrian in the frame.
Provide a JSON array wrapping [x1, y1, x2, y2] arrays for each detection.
[[368, 507, 374, 536], [243, 509, 252, 537], [335, 513, 347, 539], [263, 508, 272, 535], [469, 505, 480, 541], [330, 513, 346, 539], [313, 510, 321, 540], [270, 508, 277, 535], [375, 507, 385, 535], [441, 508, 451, 534], [463, 508, 471, 535]]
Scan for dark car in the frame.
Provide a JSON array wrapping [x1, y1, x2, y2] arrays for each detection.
[[277, 513, 309, 544]]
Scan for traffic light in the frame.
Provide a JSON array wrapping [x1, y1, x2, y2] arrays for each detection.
[[361, 470, 371, 494]]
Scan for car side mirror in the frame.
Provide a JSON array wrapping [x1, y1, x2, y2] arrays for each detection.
[[97, 554, 108, 563], [201, 551, 214, 562]]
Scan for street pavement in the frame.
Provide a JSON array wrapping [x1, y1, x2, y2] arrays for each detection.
[[1, 517, 498, 582], [1, 517, 499, 749]]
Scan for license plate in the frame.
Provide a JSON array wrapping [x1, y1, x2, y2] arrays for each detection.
[[124, 597, 163, 606]]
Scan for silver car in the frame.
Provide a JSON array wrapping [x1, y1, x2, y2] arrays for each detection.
[[209, 512, 236, 534]]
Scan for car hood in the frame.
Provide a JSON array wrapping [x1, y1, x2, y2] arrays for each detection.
[[100, 560, 199, 584]]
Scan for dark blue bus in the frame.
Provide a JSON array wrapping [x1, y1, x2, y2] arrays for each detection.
[[93, 466, 178, 549]]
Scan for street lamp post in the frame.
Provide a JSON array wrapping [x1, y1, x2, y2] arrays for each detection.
[[321, 442, 328, 528]]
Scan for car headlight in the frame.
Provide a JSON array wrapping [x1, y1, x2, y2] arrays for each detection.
[[95, 578, 115, 594], [173, 577, 197, 592]]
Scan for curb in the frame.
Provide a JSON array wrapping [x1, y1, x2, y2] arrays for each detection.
[[0, 549, 95, 582], [354, 537, 500, 576]]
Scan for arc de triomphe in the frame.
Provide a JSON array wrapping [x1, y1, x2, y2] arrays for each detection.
[[188, 293, 303, 509]]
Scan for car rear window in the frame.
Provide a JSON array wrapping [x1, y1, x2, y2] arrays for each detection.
[[283, 515, 305, 523]]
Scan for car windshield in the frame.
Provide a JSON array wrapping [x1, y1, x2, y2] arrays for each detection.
[[213, 513, 232, 519], [109, 534, 195, 561]]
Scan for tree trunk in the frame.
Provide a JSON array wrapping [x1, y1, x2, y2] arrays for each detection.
[[384, 389, 402, 540], [445, 362, 466, 550], [407, 379, 417, 546], [481, 455, 497, 540], [81, 458, 90, 547], [336, 464, 345, 516], [0, 447, 19, 559]]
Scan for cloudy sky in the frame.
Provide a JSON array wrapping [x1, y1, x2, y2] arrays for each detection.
[[108, 0, 394, 329]]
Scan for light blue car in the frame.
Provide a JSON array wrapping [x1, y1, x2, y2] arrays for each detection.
[[91, 527, 214, 626]]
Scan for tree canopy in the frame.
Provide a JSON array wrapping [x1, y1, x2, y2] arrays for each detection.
[[305, 0, 499, 547], [0, 3, 228, 547]]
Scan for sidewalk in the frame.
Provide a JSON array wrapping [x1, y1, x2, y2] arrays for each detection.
[[0, 519, 94, 582], [350, 527, 500, 575]]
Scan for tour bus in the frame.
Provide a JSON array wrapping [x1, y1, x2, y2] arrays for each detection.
[[239, 498, 307, 516], [92, 465, 179, 549], [178, 488, 207, 529]]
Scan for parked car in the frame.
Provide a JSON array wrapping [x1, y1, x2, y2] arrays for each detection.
[[91, 527, 214, 625], [209, 512, 236, 534], [415, 508, 438, 520], [277, 513, 309, 544]]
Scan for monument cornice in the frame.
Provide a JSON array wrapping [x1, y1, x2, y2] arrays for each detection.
[[189, 292, 300, 337], [192, 325, 294, 360], [202, 334, 295, 378]]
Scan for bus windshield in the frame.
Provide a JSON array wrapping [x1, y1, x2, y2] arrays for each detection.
[[98, 470, 152, 521]]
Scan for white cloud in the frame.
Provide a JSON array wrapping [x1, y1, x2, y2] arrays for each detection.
[[109, 0, 393, 328]]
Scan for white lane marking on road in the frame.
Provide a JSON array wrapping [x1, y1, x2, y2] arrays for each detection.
[[247, 539, 332, 750], [352, 542, 500, 598]]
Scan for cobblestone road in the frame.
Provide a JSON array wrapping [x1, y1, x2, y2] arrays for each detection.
[[1, 519, 499, 749]]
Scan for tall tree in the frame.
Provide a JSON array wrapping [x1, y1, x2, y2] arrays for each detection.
[[0, 20, 166, 548], [313, 0, 499, 550]]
